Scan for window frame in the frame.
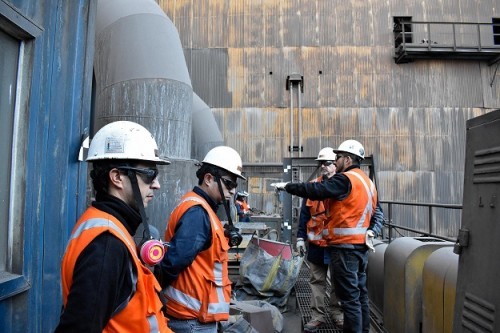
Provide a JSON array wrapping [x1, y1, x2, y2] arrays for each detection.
[[394, 16, 413, 48], [0, 1, 42, 301]]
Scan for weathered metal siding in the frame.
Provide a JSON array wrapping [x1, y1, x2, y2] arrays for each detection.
[[0, 1, 95, 332], [159, 0, 500, 236]]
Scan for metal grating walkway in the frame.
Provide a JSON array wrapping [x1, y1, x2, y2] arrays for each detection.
[[295, 264, 343, 333], [294, 264, 386, 333]]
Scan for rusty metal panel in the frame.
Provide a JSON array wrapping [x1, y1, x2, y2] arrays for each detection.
[[212, 107, 292, 162], [186, 48, 232, 107], [159, 0, 500, 233], [227, 1, 244, 47], [158, 0, 192, 45]]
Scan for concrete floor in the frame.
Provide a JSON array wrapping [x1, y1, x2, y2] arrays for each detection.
[[282, 291, 303, 333]]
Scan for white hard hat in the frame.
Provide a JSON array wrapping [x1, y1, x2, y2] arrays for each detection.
[[333, 139, 365, 159], [202, 146, 246, 180], [237, 191, 249, 197], [86, 121, 170, 165], [315, 147, 336, 161]]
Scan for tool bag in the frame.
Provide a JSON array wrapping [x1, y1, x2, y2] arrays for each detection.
[[234, 235, 304, 311]]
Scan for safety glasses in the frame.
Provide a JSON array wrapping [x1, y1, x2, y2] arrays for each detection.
[[220, 177, 238, 190], [118, 166, 159, 184], [319, 160, 334, 167]]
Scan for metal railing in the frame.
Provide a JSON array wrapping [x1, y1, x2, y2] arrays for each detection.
[[380, 200, 462, 243], [396, 21, 500, 51]]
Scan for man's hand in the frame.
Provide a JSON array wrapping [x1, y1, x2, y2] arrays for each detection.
[[271, 182, 288, 191], [296, 238, 306, 254], [365, 230, 375, 252]]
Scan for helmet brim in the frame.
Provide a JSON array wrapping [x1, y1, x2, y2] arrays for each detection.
[[332, 149, 365, 159]]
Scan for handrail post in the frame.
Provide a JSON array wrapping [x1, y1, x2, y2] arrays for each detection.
[[427, 22, 431, 50], [402, 22, 406, 48], [453, 23, 457, 51], [388, 203, 393, 243], [428, 205, 433, 235], [477, 23, 482, 51]]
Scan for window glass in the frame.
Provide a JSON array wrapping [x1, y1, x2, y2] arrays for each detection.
[[493, 18, 500, 45], [0, 29, 20, 272]]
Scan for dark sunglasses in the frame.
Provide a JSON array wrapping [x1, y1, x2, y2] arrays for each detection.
[[220, 177, 238, 190], [118, 166, 159, 184], [335, 154, 345, 161], [319, 160, 334, 167]]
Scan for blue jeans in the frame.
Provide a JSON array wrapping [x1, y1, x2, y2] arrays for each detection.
[[167, 317, 217, 333], [328, 247, 369, 333]]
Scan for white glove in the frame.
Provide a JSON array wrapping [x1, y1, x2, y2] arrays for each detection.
[[271, 182, 288, 191], [365, 230, 375, 252], [296, 238, 306, 254]]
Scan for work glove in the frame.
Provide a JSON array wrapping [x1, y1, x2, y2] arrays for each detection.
[[365, 230, 375, 252], [296, 238, 306, 255], [271, 182, 288, 191]]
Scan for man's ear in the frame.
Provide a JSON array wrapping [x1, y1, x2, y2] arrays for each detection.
[[204, 173, 214, 186], [109, 168, 125, 189]]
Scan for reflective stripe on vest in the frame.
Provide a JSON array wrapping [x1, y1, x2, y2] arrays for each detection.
[[333, 171, 374, 236], [69, 218, 137, 257], [164, 286, 202, 312], [164, 262, 228, 315], [306, 177, 328, 246], [164, 193, 230, 322], [147, 316, 159, 332], [174, 196, 221, 232], [307, 232, 323, 241], [307, 204, 325, 241], [63, 211, 169, 333]]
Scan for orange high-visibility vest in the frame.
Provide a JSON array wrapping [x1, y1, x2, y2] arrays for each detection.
[[323, 169, 377, 245], [61, 206, 171, 333], [163, 191, 231, 323], [305, 177, 328, 247], [236, 200, 250, 214]]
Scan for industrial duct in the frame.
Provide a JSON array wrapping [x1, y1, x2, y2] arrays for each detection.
[[94, 0, 192, 159], [191, 93, 224, 161], [93, 0, 221, 226]]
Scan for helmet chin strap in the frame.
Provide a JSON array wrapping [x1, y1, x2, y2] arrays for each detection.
[[214, 175, 242, 247], [214, 176, 234, 227], [126, 170, 166, 266], [127, 170, 152, 240]]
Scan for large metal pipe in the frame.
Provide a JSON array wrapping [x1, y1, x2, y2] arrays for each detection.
[[191, 93, 223, 161], [94, 0, 192, 159], [94, 0, 197, 227]]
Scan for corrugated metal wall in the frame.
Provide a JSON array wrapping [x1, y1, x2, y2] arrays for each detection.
[[159, 0, 500, 237]]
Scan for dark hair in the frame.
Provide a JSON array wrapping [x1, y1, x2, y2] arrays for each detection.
[[346, 153, 362, 165], [195, 163, 229, 185], [90, 159, 140, 194]]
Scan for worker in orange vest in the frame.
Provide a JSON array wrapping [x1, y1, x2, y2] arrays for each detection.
[[275, 140, 384, 333], [56, 121, 173, 332], [298, 147, 344, 332], [235, 191, 251, 222], [156, 146, 245, 333]]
